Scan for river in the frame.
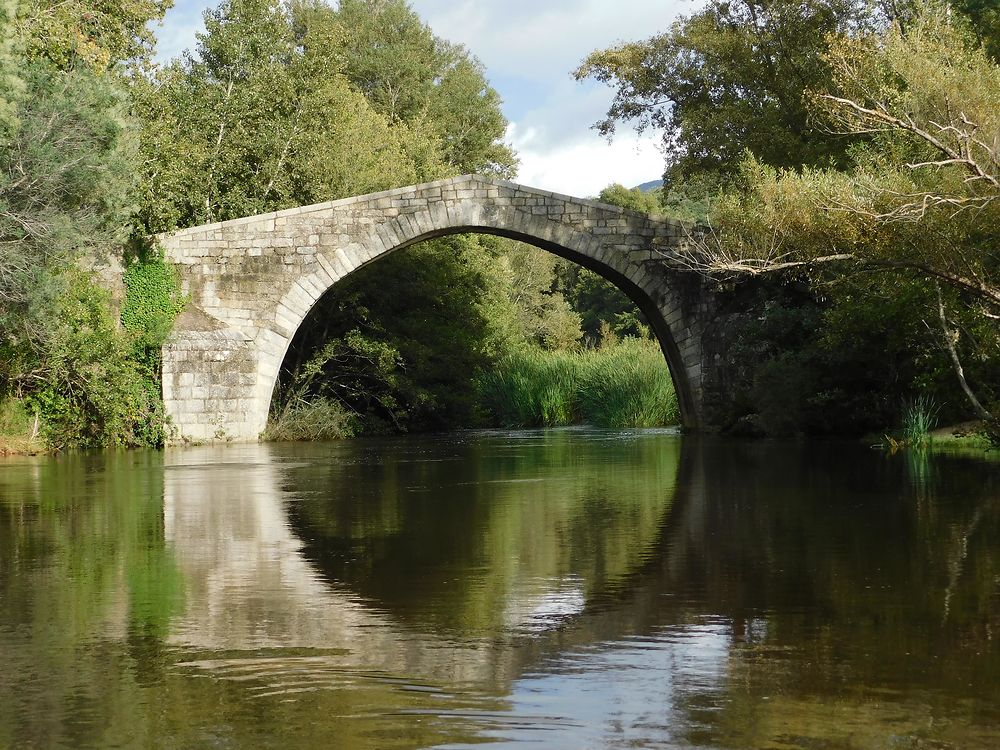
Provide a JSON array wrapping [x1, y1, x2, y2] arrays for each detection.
[[1, 429, 999, 748]]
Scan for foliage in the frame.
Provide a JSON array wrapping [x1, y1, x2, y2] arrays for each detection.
[[623, 2, 1000, 428], [981, 416, 1000, 448], [478, 338, 679, 429], [27, 270, 164, 449], [575, 0, 871, 186], [121, 249, 185, 360], [817, 2, 1000, 224], [710, 274, 981, 436], [554, 264, 648, 346], [0, 395, 32, 433], [689, 5, 1000, 304], [118, 249, 184, 445], [952, 0, 1000, 60], [264, 396, 356, 442], [13, 0, 172, 71], [0, 47, 163, 448], [135, 0, 422, 230], [331, 0, 516, 176], [496, 240, 582, 351], [0, 0, 22, 137], [597, 183, 662, 214], [136, 0, 515, 232], [659, 173, 715, 223], [579, 1, 1000, 433], [0, 395, 40, 453], [901, 394, 939, 447], [0, 62, 135, 338]]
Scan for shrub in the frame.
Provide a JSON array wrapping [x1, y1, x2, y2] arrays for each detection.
[[0, 397, 41, 453], [264, 397, 356, 442], [29, 270, 165, 449], [980, 416, 1000, 448]]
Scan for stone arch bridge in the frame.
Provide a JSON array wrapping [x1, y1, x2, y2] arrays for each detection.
[[159, 175, 720, 442]]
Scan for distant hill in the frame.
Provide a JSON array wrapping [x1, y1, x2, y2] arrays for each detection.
[[634, 179, 663, 193]]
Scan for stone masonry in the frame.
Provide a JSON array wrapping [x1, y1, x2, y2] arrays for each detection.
[[158, 174, 716, 443]]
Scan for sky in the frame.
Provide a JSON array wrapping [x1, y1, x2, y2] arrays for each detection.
[[153, 0, 696, 197]]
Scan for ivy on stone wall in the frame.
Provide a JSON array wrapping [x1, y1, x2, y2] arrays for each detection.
[[121, 248, 186, 363]]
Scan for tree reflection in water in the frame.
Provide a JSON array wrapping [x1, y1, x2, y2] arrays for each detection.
[[1, 432, 999, 748]]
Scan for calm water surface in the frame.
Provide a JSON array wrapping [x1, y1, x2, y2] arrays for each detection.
[[1, 429, 999, 748]]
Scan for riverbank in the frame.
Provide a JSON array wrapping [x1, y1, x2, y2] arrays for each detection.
[[927, 421, 996, 451], [5, 399, 992, 457], [0, 436, 43, 456], [0, 400, 44, 455]]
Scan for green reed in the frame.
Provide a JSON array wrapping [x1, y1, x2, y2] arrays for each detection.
[[900, 394, 938, 448], [478, 338, 679, 428]]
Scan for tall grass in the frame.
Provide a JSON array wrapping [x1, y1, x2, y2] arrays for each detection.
[[263, 397, 356, 442], [902, 394, 938, 448], [478, 338, 679, 428], [0, 397, 42, 454], [883, 394, 939, 452]]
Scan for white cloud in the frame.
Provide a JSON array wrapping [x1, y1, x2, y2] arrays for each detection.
[[411, 0, 689, 82], [408, 0, 693, 194], [153, 1, 208, 62], [511, 124, 662, 197], [154, 0, 688, 196]]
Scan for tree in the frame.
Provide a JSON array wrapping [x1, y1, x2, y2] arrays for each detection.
[[952, 0, 1000, 59], [683, 4, 999, 309], [14, 0, 172, 71], [677, 2, 1000, 420], [0, 0, 22, 138], [575, 0, 871, 186], [497, 241, 582, 351], [0, 58, 169, 446], [135, 0, 438, 231], [330, 0, 516, 176], [0, 62, 136, 349], [0, 0, 179, 448]]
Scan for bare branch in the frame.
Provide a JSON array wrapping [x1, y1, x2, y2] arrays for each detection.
[[936, 283, 992, 421]]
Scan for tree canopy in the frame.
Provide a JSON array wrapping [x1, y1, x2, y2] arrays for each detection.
[[691, 4, 1000, 310], [575, 0, 872, 185], [581, 0, 1000, 432]]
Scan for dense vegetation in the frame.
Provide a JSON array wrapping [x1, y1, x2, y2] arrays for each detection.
[[579, 0, 1000, 439], [3, 0, 996, 449], [478, 337, 679, 429], [0, 0, 178, 451]]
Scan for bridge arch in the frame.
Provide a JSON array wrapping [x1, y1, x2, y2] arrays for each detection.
[[159, 175, 712, 443]]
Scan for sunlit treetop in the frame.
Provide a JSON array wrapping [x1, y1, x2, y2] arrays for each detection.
[[14, 0, 173, 72]]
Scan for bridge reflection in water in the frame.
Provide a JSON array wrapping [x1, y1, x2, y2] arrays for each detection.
[[161, 432, 701, 695], [154, 430, 743, 747]]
